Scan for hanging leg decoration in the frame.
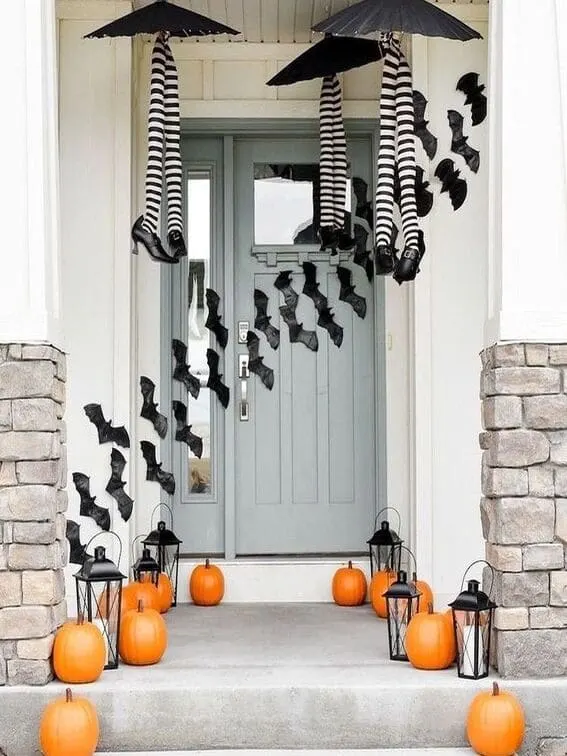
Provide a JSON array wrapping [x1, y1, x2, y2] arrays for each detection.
[[131, 33, 178, 264], [163, 40, 187, 258]]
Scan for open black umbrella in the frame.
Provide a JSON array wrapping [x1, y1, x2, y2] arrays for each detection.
[[266, 36, 384, 87], [312, 0, 482, 41], [85, 0, 238, 39]]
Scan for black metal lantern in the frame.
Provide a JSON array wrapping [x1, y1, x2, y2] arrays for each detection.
[[383, 570, 421, 661], [74, 534, 126, 671], [132, 547, 160, 587], [367, 507, 403, 577], [449, 561, 496, 680], [143, 504, 182, 606]]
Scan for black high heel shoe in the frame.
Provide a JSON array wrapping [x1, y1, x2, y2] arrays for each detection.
[[374, 244, 397, 275], [337, 230, 356, 251], [168, 230, 187, 259], [131, 216, 179, 264], [318, 226, 339, 253], [393, 232, 426, 285]]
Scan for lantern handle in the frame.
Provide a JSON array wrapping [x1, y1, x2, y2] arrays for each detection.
[[459, 559, 495, 599], [397, 544, 417, 576], [83, 530, 123, 571], [130, 534, 146, 573], [374, 507, 401, 535], [150, 502, 173, 530]]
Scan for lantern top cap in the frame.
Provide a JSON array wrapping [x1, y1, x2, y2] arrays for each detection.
[[449, 578, 496, 611], [367, 520, 402, 546], [133, 547, 160, 574], [143, 519, 182, 547], [383, 570, 421, 599], [74, 545, 126, 581]]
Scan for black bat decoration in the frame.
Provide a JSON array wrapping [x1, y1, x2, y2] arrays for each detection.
[[172, 400, 203, 458], [337, 266, 367, 319], [352, 222, 374, 281], [447, 110, 480, 174], [434, 158, 468, 211], [140, 441, 176, 495], [172, 338, 201, 399], [140, 376, 168, 439], [413, 90, 438, 161], [66, 519, 91, 565], [83, 403, 130, 448], [254, 288, 280, 350], [105, 448, 134, 522], [456, 72, 487, 127], [274, 270, 318, 352], [72, 472, 111, 531], [206, 348, 230, 408], [246, 331, 274, 390], [393, 165, 434, 218], [205, 288, 229, 349], [302, 262, 343, 348]]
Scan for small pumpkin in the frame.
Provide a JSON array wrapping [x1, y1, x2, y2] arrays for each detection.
[[405, 603, 456, 670], [122, 578, 160, 613], [155, 572, 174, 613], [39, 688, 99, 756], [466, 682, 525, 756], [332, 561, 367, 606], [411, 572, 434, 613], [369, 569, 396, 618], [52, 616, 106, 684], [119, 600, 168, 666], [190, 558, 225, 606]]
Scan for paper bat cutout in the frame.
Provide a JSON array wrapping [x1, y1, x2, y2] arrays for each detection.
[[205, 288, 229, 349], [302, 262, 343, 348], [254, 288, 280, 350], [447, 110, 480, 174], [172, 338, 201, 399], [172, 400, 203, 458], [140, 440, 176, 495], [434, 158, 468, 211], [353, 222, 374, 281], [393, 165, 434, 218], [72, 471, 111, 531], [274, 270, 319, 352], [84, 403, 130, 448], [413, 90, 438, 161], [105, 448, 134, 522], [457, 72, 487, 127], [206, 348, 230, 408], [246, 331, 274, 390], [337, 266, 367, 319], [66, 519, 91, 565], [140, 376, 168, 439]]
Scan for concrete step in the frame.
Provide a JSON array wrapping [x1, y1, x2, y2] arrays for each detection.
[[98, 750, 475, 755]]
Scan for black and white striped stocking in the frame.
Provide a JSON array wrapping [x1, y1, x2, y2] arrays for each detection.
[[319, 74, 348, 232], [142, 34, 167, 235], [164, 40, 183, 238]]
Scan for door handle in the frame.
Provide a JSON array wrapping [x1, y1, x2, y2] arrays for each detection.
[[239, 355, 249, 421]]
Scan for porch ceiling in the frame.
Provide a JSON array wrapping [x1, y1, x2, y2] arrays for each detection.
[[135, 0, 488, 43]]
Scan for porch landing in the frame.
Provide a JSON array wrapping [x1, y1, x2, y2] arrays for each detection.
[[1, 604, 566, 754]]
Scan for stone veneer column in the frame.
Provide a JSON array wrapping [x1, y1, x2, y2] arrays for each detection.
[[481, 342, 567, 678], [0, 345, 67, 685]]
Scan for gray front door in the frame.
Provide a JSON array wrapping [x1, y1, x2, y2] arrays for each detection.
[[234, 136, 378, 555]]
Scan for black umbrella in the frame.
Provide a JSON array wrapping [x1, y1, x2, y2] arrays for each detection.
[[266, 35, 384, 87], [313, 0, 482, 41], [85, 0, 239, 39]]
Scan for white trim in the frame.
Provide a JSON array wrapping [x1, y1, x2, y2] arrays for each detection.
[[485, 311, 567, 346], [180, 101, 379, 119]]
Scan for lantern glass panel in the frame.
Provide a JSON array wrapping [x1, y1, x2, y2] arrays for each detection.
[[453, 608, 492, 679], [76, 577, 122, 670], [386, 595, 418, 661]]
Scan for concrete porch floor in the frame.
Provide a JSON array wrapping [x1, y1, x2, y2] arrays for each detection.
[[2, 604, 567, 754]]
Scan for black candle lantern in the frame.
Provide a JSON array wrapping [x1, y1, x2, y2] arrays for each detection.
[[143, 504, 182, 606], [367, 507, 403, 577], [74, 534, 126, 671], [132, 547, 160, 587], [449, 560, 496, 680], [384, 570, 421, 662]]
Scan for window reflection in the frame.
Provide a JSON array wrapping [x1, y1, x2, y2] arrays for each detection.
[[187, 172, 212, 495]]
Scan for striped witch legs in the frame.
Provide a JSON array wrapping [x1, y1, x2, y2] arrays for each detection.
[[131, 32, 186, 263]]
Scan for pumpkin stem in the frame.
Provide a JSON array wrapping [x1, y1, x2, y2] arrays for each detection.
[[205, 558, 210, 568], [137, 599, 143, 613], [492, 682, 499, 696], [65, 688, 72, 703], [348, 560, 353, 569], [427, 602, 433, 614]]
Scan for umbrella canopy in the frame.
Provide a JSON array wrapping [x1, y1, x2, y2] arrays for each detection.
[[266, 35, 384, 86], [85, 0, 239, 39], [312, 0, 482, 41]]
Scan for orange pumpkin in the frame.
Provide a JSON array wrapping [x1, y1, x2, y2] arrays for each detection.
[[466, 682, 525, 756], [122, 579, 160, 613], [412, 572, 434, 613], [332, 561, 367, 606], [405, 603, 456, 670], [370, 569, 396, 618], [52, 617, 106, 684], [119, 600, 168, 666], [190, 558, 225, 606], [155, 573, 174, 613], [39, 688, 99, 756]]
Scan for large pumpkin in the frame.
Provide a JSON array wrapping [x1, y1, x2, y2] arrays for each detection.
[[39, 688, 99, 756], [52, 617, 106, 684], [332, 561, 367, 606], [142, 572, 173, 614], [190, 558, 225, 606], [122, 579, 160, 613], [370, 569, 396, 618], [119, 600, 168, 666], [466, 682, 525, 756], [405, 603, 456, 670]]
